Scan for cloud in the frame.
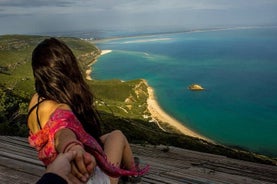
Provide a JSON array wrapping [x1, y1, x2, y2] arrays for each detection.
[[0, 0, 80, 17], [0, 0, 276, 35], [96, 0, 230, 14], [0, 0, 75, 7], [1, 0, 276, 16]]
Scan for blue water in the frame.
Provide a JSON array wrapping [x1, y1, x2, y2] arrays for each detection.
[[91, 27, 277, 157]]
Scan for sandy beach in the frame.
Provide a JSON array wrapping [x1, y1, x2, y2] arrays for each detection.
[[100, 49, 112, 55], [85, 67, 93, 80], [85, 50, 112, 80], [145, 81, 211, 142]]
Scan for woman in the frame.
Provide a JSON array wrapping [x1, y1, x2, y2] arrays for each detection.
[[27, 38, 149, 184]]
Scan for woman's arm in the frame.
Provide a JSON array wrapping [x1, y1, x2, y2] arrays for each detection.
[[55, 128, 96, 182]]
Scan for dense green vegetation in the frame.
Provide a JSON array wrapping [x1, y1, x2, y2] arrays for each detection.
[[0, 35, 276, 165]]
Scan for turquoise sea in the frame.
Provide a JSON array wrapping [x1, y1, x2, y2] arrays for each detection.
[[90, 27, 277, 157]]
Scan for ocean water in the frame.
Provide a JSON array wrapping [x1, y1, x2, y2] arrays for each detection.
[[90, 27, 277, 157]]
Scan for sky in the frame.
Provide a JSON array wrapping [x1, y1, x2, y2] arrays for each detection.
[[0, 0, 277, 35]]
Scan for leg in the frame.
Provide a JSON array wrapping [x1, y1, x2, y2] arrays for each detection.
[[100, 130, 135, 184]]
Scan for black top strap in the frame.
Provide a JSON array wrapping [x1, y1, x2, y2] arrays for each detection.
[[27, 96, 47, 130]]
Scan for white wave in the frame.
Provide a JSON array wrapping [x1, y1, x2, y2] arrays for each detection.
[[123, 38, 171, 44]]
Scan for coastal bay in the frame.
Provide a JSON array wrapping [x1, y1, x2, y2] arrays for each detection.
[[146, 82, 210, 141], [92, 49, 210, 142], [89, 46, 276, 165], [91, 27, 277, 157], [85, 49, 112, 80]]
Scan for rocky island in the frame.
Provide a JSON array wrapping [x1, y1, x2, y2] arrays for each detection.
[[188, 84, 205, 91]]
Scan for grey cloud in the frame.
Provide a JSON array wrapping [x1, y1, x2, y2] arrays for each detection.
[[0, 12, 33, 17], [0, 0, 75, 7], [0, 0, 276, 35]]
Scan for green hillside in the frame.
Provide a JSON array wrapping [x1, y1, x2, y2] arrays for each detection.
[[0, 35, 276, 165]]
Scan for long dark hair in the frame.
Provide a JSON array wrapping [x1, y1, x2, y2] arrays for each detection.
[[32, 37, 101, 140]]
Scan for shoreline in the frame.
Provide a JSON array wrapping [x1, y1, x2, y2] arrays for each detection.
[[92, 49, 211, 142], [88, 26, 274, 45], [85, 49, 112, 80], [145, 80, 211, 142]]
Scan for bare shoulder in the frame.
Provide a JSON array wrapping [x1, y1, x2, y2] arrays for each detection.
[[28, 93, 71, 111], [28, 93, 39, 111], [28, 93, 71, 133]]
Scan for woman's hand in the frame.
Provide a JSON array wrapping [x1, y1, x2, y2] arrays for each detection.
[[84, 151, 96, 174]]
